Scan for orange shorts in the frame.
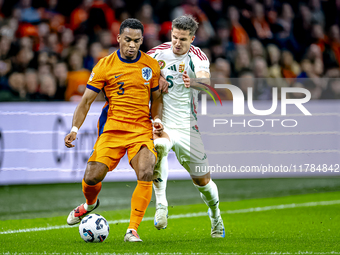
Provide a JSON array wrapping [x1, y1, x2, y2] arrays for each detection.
[[88, 131, 157, 171]]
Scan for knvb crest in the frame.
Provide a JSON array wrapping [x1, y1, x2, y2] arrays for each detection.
[[142, 67, 152, 81]]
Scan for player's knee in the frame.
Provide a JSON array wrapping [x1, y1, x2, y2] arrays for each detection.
[[84, 175, 101, 185], [137, 161, 155, 181], [84, 162, 107, 185], [192, 176, 210, 186], [139, 170, 154, 181]]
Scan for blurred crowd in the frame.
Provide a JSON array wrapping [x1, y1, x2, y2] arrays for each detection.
[[1, 0, 340, 102]]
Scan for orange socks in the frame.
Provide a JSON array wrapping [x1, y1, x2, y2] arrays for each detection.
[[128, 180, 153, 231], [82, 179, 152, 231], [82, 179, 102, 205]]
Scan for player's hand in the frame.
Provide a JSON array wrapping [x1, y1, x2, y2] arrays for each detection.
[[159, 75, 169, 93], [153, 122, 164, 136], [182, 70, 190, 88], [65, 132, 77, 148]]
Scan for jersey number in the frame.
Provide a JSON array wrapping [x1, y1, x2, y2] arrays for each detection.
[[166, 76, 174, 89], [117, 82, 124, 95]]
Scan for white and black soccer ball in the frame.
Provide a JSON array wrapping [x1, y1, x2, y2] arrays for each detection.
[[79, 214, 109, 243]]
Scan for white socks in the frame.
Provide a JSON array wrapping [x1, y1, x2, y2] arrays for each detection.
[[153, 153, 169, 206], [194, 180, 220, 218], [153, 138, 171, 207], [84, 200, 97, 211]]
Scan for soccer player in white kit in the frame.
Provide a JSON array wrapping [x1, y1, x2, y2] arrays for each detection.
[[147, 15, 225, 238]]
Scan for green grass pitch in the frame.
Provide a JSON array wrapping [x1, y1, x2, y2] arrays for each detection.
[[1, 178, 340, 254]]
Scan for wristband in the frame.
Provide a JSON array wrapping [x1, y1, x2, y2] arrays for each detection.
[[71, 126, 79, 133], [153, 118, 162, 125]]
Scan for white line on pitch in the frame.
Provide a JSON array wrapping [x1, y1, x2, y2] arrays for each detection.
[[1, 200, 340, 235]]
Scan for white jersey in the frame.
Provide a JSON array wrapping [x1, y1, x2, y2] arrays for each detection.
[[147, 42, 210, 129]]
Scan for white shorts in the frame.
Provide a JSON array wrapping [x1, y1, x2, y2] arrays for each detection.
[[164, 125, 209, 177]]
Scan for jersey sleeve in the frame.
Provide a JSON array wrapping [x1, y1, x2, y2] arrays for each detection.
[[191, 51, 210, 75], [151, 61, 161, 92], [86, 58, 107, 93]]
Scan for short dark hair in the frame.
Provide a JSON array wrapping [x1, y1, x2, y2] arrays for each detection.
[[172, 15, 199, 36], [119, 18, 144, 35]]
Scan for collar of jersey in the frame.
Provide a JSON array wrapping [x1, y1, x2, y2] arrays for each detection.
[[117, 49, 141, 63]]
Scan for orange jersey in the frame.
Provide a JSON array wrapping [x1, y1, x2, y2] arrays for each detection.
[[87, 50, 160, 135]]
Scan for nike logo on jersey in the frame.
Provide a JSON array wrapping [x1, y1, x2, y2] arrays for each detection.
[[115, 74, 123, 78], [135, 208, 143, 212]]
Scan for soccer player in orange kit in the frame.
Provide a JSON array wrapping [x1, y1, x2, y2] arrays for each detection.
[[64, 18, 163, 242]]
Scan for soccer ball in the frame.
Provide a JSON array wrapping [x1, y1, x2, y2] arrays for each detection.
[[79, 214, 109, 243]]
